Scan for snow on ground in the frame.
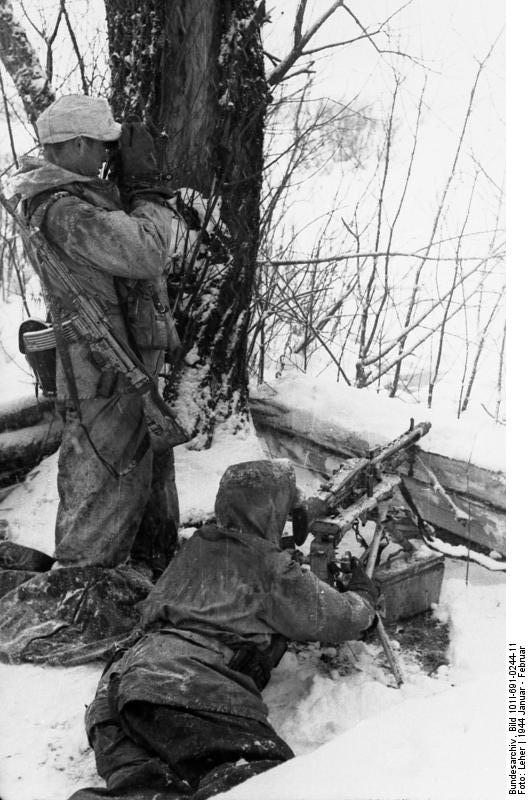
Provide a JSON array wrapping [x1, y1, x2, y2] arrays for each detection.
[[237, 558, 505, 800], [0, 312, 506, 800], [0, 285, 45, 403], [0, 422, 506, 800], [255, 373, 505, 474], [0, 422, 266, 557], [0, 663, 103, 799], [0, 555, 505, 800]]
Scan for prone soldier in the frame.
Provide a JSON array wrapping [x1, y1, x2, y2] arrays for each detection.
[[68, 459, 379, 800]]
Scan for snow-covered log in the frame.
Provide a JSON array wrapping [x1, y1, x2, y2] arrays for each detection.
[[0, 394, 61, 490], [0, 395, 55, 432], [0, 418, 62, 488]]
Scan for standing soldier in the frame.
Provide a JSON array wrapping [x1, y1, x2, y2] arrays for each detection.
[[11, 94, 181, 572]]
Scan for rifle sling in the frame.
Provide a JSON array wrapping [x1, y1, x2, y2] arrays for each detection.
[[41, 267, 149, 479]]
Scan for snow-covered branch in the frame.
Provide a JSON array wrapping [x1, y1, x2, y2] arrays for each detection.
[[0, 0, 55, 127]]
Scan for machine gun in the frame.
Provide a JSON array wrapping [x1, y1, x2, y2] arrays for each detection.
[[289, 420, 432, 688], [0, 191, 188, 458], [293, 420, 431, 585]]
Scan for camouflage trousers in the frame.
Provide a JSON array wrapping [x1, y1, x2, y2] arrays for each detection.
[[68, 699, 293, 800], [55, 393, 178, 571]]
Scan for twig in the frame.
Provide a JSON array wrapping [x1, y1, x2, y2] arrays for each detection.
[[363, 77, 426, 363], [342, 3, 426, 68], [361, 249, 502, 368], [460, 285, 504, 413], [388, 37, 500, 397], [259, 249, 502, 267], [427, 172, 478, 407], [495, 322, 505, 422], [363, 284, 484, 387], [415, 456, 469, 523], [268, 1, 344, 86], [0, 66, 18, 167], [60, 0, 89, 94]]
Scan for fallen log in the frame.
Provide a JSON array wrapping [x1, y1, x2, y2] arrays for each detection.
[[0, 419, 62, 487], [0, 394, 55, 432]]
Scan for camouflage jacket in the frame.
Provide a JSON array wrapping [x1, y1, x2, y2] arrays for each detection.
[[88, 461, 375, 728], [11, 157, 177, 399]]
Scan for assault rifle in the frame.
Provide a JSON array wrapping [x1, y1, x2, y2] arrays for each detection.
[[0, 191, 189, 456]]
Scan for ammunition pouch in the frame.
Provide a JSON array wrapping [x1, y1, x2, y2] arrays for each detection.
[[18, 318, 77, 397], [120, 279, 181, 356]]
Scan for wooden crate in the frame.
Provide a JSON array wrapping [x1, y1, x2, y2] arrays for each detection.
[[374, 550, 445, 622]]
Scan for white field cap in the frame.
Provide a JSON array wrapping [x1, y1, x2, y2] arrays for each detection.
[[37, 95, 122, 144]]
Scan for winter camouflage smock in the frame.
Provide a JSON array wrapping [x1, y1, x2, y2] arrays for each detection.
[[10, 156, 177, 397], [87, 461, 376, 730], [9, 157, 179, 567]]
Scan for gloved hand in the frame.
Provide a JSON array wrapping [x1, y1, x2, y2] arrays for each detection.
[[116, 117, 173, 204], [291, 495, 329, 546], [119, 117, 158, 179], [336, 558, 380, 606]]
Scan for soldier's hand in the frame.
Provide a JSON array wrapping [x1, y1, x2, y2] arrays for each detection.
[[119, 117, 158, 179], [337, 558, 380, 606]]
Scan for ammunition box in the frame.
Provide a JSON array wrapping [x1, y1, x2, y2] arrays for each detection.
[[374, 549, 445, 621]]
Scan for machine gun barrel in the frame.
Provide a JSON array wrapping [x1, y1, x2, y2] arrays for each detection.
[[318, 421, 431, 512], [370, 421, 431, 466]]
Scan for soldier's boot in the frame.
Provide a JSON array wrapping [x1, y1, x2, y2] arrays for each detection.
[[193, 759, 283, 800]]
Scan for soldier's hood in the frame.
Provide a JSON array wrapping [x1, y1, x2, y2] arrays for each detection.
[[7, 156, 96, 201], [214, 459, 299, 546]]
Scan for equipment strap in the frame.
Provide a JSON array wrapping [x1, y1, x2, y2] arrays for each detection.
[[32, 191, 151, 479]]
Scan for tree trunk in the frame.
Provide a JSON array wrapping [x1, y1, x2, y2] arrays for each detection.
[[105, 0, 268, 444], [0, 0, 55, 130]]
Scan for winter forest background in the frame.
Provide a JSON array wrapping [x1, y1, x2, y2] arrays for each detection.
[[0, 2, 519, 799], [0, 0, 504, 429]]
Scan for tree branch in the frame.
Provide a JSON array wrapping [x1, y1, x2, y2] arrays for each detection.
[[60, 0, 89, 94], [259, 249, 504, 267], [267, 0, 343, 86]]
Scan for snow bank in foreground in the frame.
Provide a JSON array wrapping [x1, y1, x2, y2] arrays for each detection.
[[255, 374, 505, 473], [222, 674, 502, 800], [0, 385, 505, 800], [221, 559, 505, 800], [0, 560, 504, 800], [0, 663, 103, 800]]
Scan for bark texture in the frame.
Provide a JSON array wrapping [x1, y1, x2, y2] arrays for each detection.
[[105, 0, 268, 443]]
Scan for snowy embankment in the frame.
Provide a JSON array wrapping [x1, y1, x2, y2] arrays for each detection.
[[251, 375, 506, 557], [251, 373, 505, 474], [0, 415, 506, 800]]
